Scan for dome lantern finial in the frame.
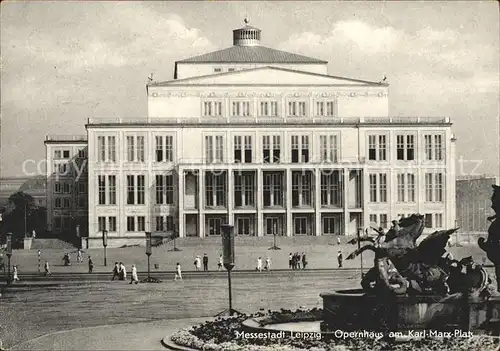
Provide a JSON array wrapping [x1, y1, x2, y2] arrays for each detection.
[[233, 20, 261, 46]]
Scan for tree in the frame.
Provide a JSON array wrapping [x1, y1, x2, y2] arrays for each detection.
[[0, 192, 44, 241]]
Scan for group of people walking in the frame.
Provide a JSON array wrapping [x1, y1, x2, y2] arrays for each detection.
[[111, 262, 139, 284], [256, 257, 272, 272], [289, 252, 307, 269], [193, 253, 225, 271]]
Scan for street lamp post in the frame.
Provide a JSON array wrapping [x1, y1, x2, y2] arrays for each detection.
[[268, 221, 281, 250], [141, 232, 161, 283], [216, 224, 241, 316], [102, 230, 108, 267], [37, 250, 41, 274], [357, 227, 364, 277], [6, 233, 12, 285]]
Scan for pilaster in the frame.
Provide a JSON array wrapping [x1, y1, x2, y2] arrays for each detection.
[[198, 170, 204, 238], [315, 169, 321, 236], [257, 169, 263, 237], [178, 170, 185, 238], [286, 169, 292, 237], [343, 168, 349, 236], [227, 170, 234, 225]]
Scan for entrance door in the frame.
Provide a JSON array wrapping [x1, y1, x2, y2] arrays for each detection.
[[208, 218, 222, 236], [266, 217, 280, 236]]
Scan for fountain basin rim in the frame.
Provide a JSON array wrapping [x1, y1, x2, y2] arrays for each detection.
[[321, 289, 500, 303]]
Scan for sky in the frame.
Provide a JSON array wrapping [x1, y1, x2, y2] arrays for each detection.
[[1, 1, 499, 178]]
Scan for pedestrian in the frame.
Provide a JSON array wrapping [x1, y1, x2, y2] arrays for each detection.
[[119, 262, 127, 280], [337, 251, 343, 268], [295, 252, 301, 270], [288, 253, 293, 269], [301, 252, 307, 269], [218, 254, 223, 271], [256, 257, 262, 272], [88, 256, 94, 273], [111, 262, 120, 281], [196, 256, 201, 271], [77, 249, 83, 263], [130, 264, 139, 284], [12, 265, 19, 281], [265, 257, 271, 271], [44, 261, 51, 276], [174, 262, 182, 281], [337, 237, 341, 245], [203, 253, 208, 271]]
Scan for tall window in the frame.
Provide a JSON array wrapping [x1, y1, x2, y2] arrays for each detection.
[[396, 135, 415, 161], [98, 217, 106, 232], [154, 174, 174, 205], [126, 136, 134, 162], [424, 134, 444, 161], [380, 214, 388, 228], [425, 173, 444, 202], [262, 135, 281, 163], [108, 175, 116, 205], [291, 135, 309, 163], [155, 216, 164, 231], [153, 135, 174, 163], [288, 101, 307, 116], [127, 175, 135, 205], [98, 136, 105, 162], [435, 213, 443, 228], [319, 135, 339, 163], [237, 217, 252, 235], [137, 175, 145, 205], [234, 173, 255, 207], [368, 135, 387, 161], [137, 216, 145, 231], [108, 136, 116, 162], [315, 100, 336, 116], [233, 136, 252, 163], [321, 171, 342, 207], [425, 214, 433, 228], [108, 217, 116, 232], [397, 173, 416, 203], [322, 217, 339, 235], [231, 101, 251, 117], [98, 176, 106, 205], [259, 101, 278, 117], [205, 135, 224, 163], [127, 216, 135, 231], [369, 173, 387, 203], [203, 101, 223, 117], [263, 172, 283, 207], [126, 136, 144, 162], [292, 172, 313, 207], [205, 172, 226, 207]]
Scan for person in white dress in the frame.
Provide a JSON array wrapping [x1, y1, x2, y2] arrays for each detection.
[[256, 257, 262, 272], [130, 264, 139, 284], [44, 261, 51, 276], [265, 257, 271, 271], [12, 265, 20, 281], [120, 262, 127, 280], [175, 262, 182, 281]]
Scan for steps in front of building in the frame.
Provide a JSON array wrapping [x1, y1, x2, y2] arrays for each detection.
[[30, 239, 77, 250]]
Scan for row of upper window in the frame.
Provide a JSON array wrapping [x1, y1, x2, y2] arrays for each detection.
[[97, 215, 175, 233], [95, 133, 445, 163], [53, 149, 86, 159], [53, 196, 87, 209], [93, 171, 444, 207], [202, 100, 337, 117], [54, 181, 87, 194]]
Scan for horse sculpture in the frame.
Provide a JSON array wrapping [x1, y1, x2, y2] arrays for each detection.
[[479, 184, 500, 289], [347, 213, 489, 296]]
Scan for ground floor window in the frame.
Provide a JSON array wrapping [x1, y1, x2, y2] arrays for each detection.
[[236, 217, 253, 235], [294, 217, 309, 235]]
